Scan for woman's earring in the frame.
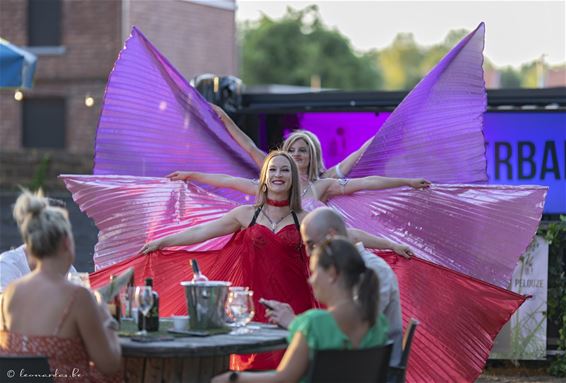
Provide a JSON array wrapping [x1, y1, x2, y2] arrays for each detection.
[[262, 184, 267, 193]]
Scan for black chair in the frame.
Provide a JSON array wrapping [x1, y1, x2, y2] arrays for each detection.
[[0, 356, 53, 383], [307, 341, 393, 383], [389, 318, 419, 383]]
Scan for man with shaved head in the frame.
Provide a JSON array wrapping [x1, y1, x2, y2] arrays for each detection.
[[263, 207, 403, 367]]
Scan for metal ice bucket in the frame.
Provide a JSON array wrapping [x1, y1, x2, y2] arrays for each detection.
[[180, 281, 231, 330]]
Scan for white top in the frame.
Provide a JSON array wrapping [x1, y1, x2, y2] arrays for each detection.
[[0, 245, 77, 293], [356, 242, 403, 366]]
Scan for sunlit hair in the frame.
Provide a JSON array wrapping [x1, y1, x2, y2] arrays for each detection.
[[255, 151, 302, 212], [13, 189, 71, 259], [282, 131, 325, 182], [299, 130, 326, 173], [313, 237, 379, 326]]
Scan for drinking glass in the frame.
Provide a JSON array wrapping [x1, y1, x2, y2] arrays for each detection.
[[135, 286, 154, 336], [226, 288, 255, 335], [67, 272, 91, 289], [119, 287, 135, 320]]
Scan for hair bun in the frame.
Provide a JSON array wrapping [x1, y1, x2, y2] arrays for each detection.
[[13, 190, 47, 225]]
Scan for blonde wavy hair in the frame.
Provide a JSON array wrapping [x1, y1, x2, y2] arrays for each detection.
[[282, 130, 326, 182], [255, 151, 302, 212]]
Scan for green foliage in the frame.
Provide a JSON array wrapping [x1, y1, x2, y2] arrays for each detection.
[[520, 62, 540, 88], [27, 154, 51, 192], [378, 33, 423, 90], [239, 5, 562, 90], [500, 66, 522, 88], [538, 216, 566, 376], [240, 5, 381, 90]]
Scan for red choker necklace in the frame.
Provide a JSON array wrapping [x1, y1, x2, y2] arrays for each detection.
[[266, 198, 290, 207]]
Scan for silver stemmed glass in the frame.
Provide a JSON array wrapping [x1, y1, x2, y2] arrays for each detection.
[[226, 288, 255, 335], [135, 286, 154, 336], [66, 272, 91, 289]]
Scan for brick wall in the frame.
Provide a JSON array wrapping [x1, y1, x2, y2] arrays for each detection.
[[0, 0, 121, 186], [1, 0, 236, 191], [127, 0, 237, 79], [32, 0, 121, 81], [0, 0, 27, 45]]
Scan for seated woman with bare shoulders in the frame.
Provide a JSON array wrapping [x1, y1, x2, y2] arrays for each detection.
[[0, 191, 122, 383], [211, 237, 389, 383]]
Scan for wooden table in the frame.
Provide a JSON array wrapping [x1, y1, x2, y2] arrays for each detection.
[[120, 322, 289, 383]]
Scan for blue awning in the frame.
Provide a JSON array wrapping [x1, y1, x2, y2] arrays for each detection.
[[0, 38, 37, 89]]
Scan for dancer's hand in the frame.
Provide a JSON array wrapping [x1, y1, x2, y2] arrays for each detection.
[[209, 103, 228, 119], [264, 299, 295, 329], [392, 244, 413, 259], [139, 240, 162, 255], [166, 171, 193, 181], [408, 178, 431, 189]]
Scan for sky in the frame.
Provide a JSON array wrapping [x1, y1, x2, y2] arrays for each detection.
[[236, 0, 566, 68]]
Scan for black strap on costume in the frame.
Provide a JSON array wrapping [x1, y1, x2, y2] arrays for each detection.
[[249, 207, 262, 227], [291, 211, 300, 231], [249, 206, 300, 231]]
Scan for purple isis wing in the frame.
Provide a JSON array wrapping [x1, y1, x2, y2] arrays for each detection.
[[350, 23, 487, 183], [328, 184, 547, 287], [94, 27, 258, 202], [60, 175, 238, 270]]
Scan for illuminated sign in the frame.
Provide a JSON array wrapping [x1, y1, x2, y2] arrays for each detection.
[[299, 111, 565, 213], [484, 113, 565, 213]]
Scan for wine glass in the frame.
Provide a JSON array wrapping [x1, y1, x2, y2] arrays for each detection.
[[67, 272, 91, 289], [226, 288, 255, 335], [135, 286, 154, 336]]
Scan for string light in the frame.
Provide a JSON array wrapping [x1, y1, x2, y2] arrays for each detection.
[[85, 95, 94, 107], [14, 90, 23, 101]]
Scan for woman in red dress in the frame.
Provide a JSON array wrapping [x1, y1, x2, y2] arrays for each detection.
[[143, 151, 316, 308], [118, 151, 316, 370]]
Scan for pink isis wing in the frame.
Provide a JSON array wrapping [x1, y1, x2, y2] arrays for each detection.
[[60, 175, 238, 270], [350, 23, 488, 183], [328, 184, 547, 287], [93, 27, 258, 203]]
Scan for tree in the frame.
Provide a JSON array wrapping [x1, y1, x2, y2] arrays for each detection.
[[240, 6, 382, 90], [377, 33, 423, 90], [500, 66, 522, 88], [240, 8, 557, 90]]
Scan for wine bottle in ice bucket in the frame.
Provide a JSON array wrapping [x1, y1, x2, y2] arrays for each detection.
[[191, 259, 209, 282]]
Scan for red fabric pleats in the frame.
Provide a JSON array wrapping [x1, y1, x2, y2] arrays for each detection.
[[377, 251, 526, 382], [90, 243, 525, 381], [90, 225, 317, 370]]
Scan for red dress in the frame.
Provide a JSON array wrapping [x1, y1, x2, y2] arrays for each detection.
[[89, 209, 317, 370]]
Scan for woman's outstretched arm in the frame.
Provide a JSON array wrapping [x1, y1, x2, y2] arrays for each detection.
[[167, 171, 257, 195], [323, 137, 373, 178], [210, 104, 266, 168], [323, 175, 431, 199], [139, 206, 246, 254], [348, 228, 413, 259]]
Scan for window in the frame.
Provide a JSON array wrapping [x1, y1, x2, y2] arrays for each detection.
[[27, 0, 62, 47], [22, 98, 66, 149]]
